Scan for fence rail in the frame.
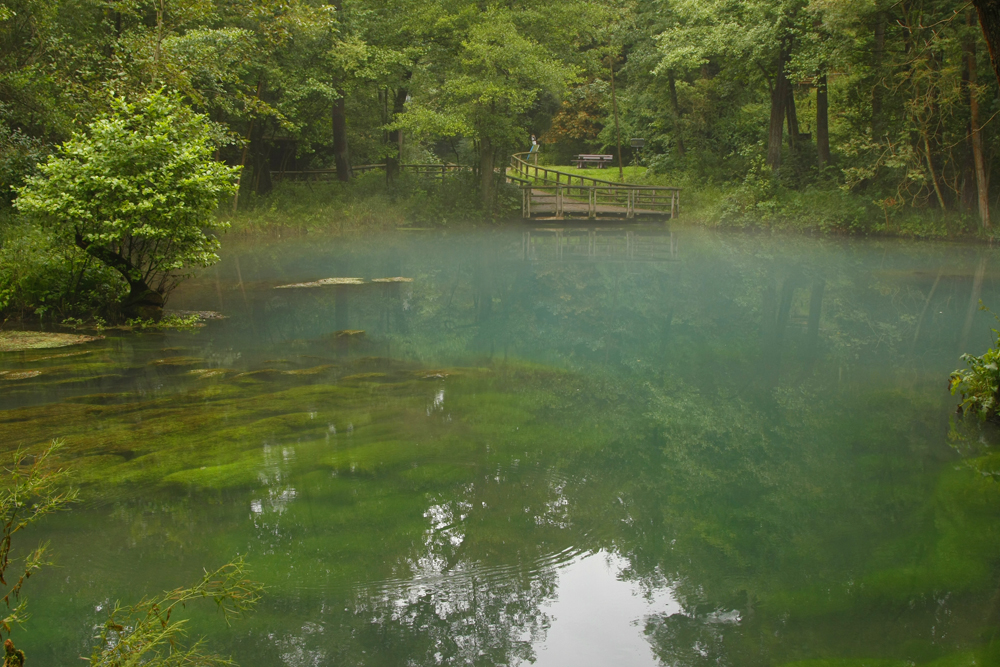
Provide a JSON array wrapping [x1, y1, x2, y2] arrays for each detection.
[[272, 163, 470, 182], [509, 152, 680, 220]]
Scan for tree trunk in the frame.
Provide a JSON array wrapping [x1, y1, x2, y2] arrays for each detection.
[[73, 233, 164, 320], [968, 12, 992, 229], [480, 135, 494, 210], [767, 44, 790, 170], [872, 13, 886, 137], [785, 85, 799, 150], [961, 23, 979, 212], [386, 85, 408, 181], [153, 0, 164, 66], [668, 72, 685, 157], [331, 0, 350, 183], [817, 74, 830, 169], [610, 55, 624, 182], [250, 117, 272, 196], [253, 152, 273, 195], [232, 79, 263, 213], [332, 94, 351, 182], [973, 0, 1000, 88], [923, 133, 948, 211]]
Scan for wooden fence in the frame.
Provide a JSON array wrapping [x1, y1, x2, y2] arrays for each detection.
[[272, 163, 470, 182]]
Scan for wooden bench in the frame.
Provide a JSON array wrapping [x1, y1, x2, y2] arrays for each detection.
[[573, 154, 614, 169]]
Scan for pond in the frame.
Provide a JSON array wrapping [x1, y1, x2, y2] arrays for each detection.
[[2, 226, 1000, 667]]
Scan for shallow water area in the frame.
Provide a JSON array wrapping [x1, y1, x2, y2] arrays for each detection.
[[4, 226, 1000, 667]]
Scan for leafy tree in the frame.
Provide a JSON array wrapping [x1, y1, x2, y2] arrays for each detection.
[[654, 0, 809, 171], [397, 7, 574, 209], [14, 91, 237, 319]]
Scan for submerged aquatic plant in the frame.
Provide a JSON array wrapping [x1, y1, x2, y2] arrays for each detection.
[[951, 306, 1000, 420]]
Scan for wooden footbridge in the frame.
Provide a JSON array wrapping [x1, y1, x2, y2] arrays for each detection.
[[270, 154, 681, 222], [507, 153, 680, 221]]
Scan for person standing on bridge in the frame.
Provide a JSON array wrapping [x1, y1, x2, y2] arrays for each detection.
[[529, 134, 539, 165]]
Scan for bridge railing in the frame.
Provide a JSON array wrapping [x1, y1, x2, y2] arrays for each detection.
[[509, 153, 679, 219]]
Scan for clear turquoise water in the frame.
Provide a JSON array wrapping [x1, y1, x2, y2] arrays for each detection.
[[3, 226, 1000, 667]]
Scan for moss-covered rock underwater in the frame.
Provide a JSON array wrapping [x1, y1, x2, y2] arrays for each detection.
[[6, 229, 1000, 666]]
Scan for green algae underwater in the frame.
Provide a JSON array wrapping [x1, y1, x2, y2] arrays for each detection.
[[3, 227, 1000, 666]]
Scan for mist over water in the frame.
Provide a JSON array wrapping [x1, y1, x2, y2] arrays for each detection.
[[3, 226, 1000, 667]]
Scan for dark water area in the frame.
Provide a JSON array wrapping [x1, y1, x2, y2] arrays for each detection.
[[3, 226, 1000, 667]]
